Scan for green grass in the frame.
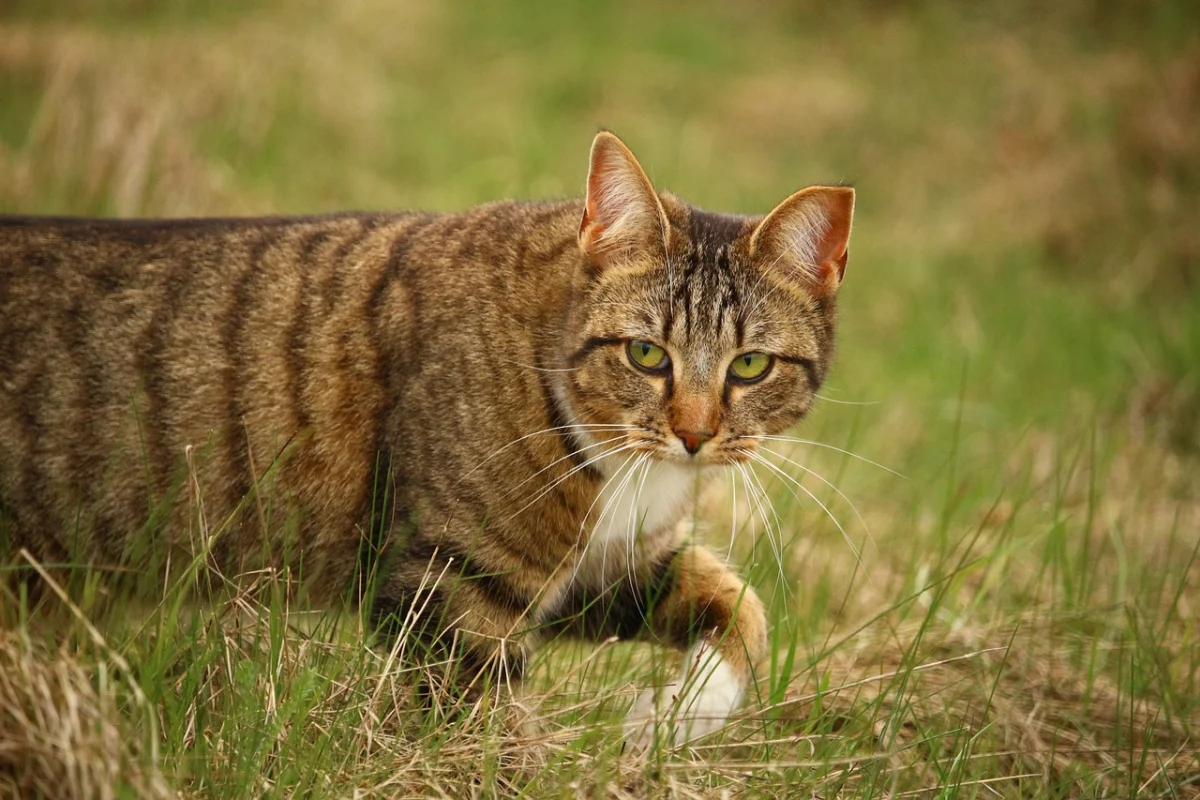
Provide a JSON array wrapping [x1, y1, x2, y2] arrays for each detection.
[[2, 0, 1198, 796]]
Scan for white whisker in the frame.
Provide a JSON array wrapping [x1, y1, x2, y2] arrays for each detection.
[[458, 422, 638, 484], [814, 393, 881, 406], [657, 197, 674, 300], [741, 434, 905, 479], [725, 468, 738, 565], [497, 358, 581, 373], [506, 441, 642, 522], [593, 452, 646, 588], [744, 450, 862, 566], [494, 433, 628, 504], [758, 445, 875, 552], [625, 456, 653, 604], [735, 460, 788, 592], [732, 463, 761, 563], [569, 452, 638, 584]]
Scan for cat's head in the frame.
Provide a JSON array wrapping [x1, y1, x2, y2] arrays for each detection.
[[560, 131, 854, 466]]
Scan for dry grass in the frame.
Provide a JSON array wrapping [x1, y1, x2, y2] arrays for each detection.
[[0, 631, 170, 800], [790, 621, 1199, 794]]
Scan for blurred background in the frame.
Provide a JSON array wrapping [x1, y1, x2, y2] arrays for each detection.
[[2, 1, 1198, 790], [2, 0, 1196, 591]]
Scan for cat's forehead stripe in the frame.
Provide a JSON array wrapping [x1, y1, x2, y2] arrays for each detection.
[[663, 208, 754, 348]]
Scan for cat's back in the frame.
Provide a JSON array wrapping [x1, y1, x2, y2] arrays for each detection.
[[0, 212, 404, 288], [0, 212, 412, 563], [0, 211, 416, 418], [0, 213, 410, 327], [0, 202, 581, 576]]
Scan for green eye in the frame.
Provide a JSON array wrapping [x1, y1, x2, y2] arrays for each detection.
[[627, 340, 670, 372], [729, 352, 773, 382]]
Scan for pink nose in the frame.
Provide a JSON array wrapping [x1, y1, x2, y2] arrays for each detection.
[[674, 429, 713, 455]]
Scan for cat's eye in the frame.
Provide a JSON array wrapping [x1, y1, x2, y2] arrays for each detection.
[[627, 340, 670, 372], [729, 352, 773, 382]]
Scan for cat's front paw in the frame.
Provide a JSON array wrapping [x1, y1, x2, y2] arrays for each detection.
[[622, 651, 743, 751], [622, 680, 681, 751]]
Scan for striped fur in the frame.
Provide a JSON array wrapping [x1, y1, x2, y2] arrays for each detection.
[[0, 132, 853, 740]]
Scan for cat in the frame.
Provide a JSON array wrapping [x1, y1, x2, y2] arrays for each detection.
[[0, 131, 853, 746]]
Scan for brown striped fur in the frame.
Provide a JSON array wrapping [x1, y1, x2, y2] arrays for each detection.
[[0, 133, 854, 742]]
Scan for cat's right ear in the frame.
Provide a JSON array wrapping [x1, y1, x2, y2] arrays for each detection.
[[579, 132, 669, 269]]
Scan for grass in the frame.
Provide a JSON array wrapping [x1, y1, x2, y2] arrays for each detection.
[[1, 0, 1199, 795]]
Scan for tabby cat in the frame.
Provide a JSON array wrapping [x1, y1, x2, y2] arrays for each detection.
[[0, 132, 853, 745]]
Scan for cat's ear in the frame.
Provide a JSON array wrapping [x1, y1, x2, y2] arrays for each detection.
[[749, 186, 854, 296], [579, 131, 669, 268]]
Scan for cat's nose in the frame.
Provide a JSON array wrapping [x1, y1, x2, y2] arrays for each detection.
[[675, 428, 714, 455]]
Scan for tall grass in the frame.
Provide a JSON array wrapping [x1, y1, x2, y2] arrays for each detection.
[[1, 0, 1198, 795]]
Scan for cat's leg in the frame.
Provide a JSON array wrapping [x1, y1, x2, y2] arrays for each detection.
[[552, 543, 767, 748], [625, 545, 767, 747], [367, 537, 541, 703]]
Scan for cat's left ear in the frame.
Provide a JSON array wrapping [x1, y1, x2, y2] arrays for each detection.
[[749, 186, 854, 297], [579, 131, 670, 269]]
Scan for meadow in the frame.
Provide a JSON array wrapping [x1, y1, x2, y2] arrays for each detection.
[[1, 0, 1198, 796]]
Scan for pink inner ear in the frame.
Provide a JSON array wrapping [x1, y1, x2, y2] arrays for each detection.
[[580, 135, 663, 261], [586, 146, 644, 230], [583, 158, 614, 235], [815, 195, 853, 281]]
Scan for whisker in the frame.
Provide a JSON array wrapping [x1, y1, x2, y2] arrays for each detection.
[[590, 301, 663, 313], [494, 433, 628, 504], [497, 358, 581, 373], [740, 434, 906, 479], [625, 456, 653, 605], [732, 463, 796, 612], [732, 462, 763, 564], [758, 445, 875, 552], [593, 452, 646, 588], [458, 422, 638, 484], [657, 195, 674, 299], [744, 450, 863, 566], [735, 460, 788, 592], [569, 452, 638, 584], [725, 468, 738, 565], [814, 393, 881, 406], [689, 468, 750, 631], [505, 441, 642, 522], [722, 465, 768, 574]]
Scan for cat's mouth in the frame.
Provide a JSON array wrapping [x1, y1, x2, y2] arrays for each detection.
[[629, 431, 757, 467]]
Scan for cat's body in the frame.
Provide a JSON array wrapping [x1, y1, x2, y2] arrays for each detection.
[[0, 133, 854, 744], [0, 205, 590, 599]]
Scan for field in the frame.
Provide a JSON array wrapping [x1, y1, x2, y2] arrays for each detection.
[[2, 0, 1199, 796]]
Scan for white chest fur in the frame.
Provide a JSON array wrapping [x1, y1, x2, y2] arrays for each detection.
[[573, 457, 700, 587]]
